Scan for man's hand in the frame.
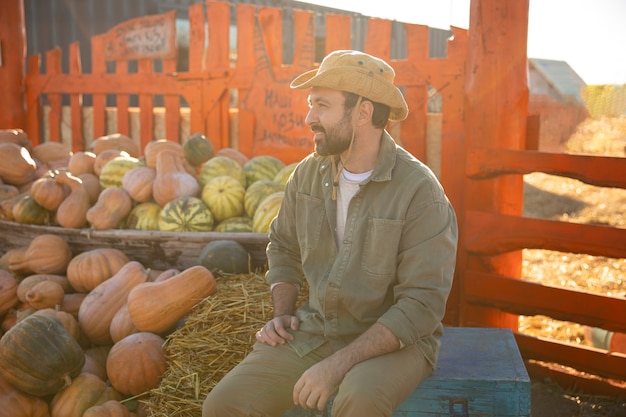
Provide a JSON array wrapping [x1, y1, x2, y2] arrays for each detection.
[[255, 314, 299, 346], [293, 357, 346, 411]]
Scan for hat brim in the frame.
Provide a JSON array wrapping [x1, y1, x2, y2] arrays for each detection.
[[291, 67, 408, 121]]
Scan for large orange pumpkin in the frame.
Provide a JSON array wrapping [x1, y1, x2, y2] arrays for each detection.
[[0, 270, 19, 317], [106, 332, 167, 396], [66, 248, 130, 293], [50, 372, 122, 417], [0, 374, 50, 417], [9, 234, 73, 276]]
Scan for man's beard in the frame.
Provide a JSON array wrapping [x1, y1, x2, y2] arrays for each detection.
[[313, 115, 353, 156]]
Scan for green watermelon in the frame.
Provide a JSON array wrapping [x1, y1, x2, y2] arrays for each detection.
[[99, 156, 143, 189], [198, 156, 246, 188], [252, 191, 284, 233], [244, 179, 284, 218], [197, 240, 251, 276], [243, 155, 285, 187], [273, 162, 298, 188], [183, 132, 214, 167], [158, 196, 214, 232], [214, 216, 254, 233], [201, 175, 246, 222], [125, 201, 161, 231]]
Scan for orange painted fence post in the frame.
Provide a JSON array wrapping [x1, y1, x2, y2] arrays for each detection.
[[461, 0, 530, 329], [0, 0, 27, 129]]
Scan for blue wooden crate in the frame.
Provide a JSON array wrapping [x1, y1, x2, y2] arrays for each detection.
[[282, 327, 530, 417]]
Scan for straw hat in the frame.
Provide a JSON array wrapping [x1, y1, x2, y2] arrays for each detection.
[[290, 50, 408, 121]]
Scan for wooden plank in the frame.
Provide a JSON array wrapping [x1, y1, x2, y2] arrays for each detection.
[[0, 0, 26, 129], [25, 54, 42, 145], [515, 333, 626, 382], [467, 148, 626, 189], [325, 14, 351, 53], [138, 58, 154, 149], [257, 6, 283, 69], [45, 48, 62, 143], [206, 0, 231, 149], [91, 34, 107, 139], [188, 3, 205, 73], [68, 42, 84, 152], [464, 210, 626, 258], [162, 58, 180, 142], [233, 3, 256, 154], [364, 18, 391, 60], [464, 271, 626, 332], [115, 60, 130, 136]]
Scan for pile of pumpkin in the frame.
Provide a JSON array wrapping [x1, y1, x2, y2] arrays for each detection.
[[0, 128, 298, 233], [0, 231, 225, 416]]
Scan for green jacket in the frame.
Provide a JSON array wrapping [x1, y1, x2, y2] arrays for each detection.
[[266, 131, 458, 367]]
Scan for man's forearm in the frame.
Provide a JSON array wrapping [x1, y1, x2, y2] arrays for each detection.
[[271, 282, 299, 317]]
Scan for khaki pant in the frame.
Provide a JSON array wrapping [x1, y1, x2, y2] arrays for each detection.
[[202, 340, 432, 417]]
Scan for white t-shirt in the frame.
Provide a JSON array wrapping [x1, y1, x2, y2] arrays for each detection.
[[336, 168, 373, 246]]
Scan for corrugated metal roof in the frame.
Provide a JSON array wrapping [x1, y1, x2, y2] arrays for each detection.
[[529, 58, 587, 103]]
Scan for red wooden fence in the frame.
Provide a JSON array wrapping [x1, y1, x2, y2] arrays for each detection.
[[21, 0, 626, 395]]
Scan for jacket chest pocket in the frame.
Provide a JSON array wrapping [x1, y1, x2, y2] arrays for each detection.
[[362, 218, 403, 279], [295, 193, 325, 250]]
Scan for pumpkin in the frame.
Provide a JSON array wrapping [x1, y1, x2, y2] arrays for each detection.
[[109, 303, 139, 343], [152, 150, 200, 207], [86, 187, 133, 230], [31, 142, 71, 166], [78, 261, 149, 346], [273, 161, 298, 188], [90, 133, 140, 157], [0, 143, 38, 186], [244, 179, 284, 217], [106, 332, 167, 396], [157, 196, 214, 232], [214, 215, 254, 233], [83, 400, 131, 417], [198, 240, 251, 276], [1, 309, 18, 333], [82, 346, 111, 381], [143, 139, 185, 169], [32, 306, 82, 344], [127, 265, 217, 334], [30, 174, 69, 211], [243, 155, 285, 187], [11, 194, 51, 225], [183, 132, 214, 167], [0, 375, 50, 417], [77, 172, 102, 205], [0, 128, 31, 149], [198, 155, 246, 188], [16, 274, 72, 303], [216, 147, 249, 166], [9, 234, 72, 276], [201, 175, 246, 222], [24, 280, 65, 310], [121, 166, 156, 203], [0, 183, 20, 201], [252, 191, 284, 233], [59, 292, 87, 319], [55, 171, 91, 228], [0, 270, 19, 317], [66, 248, 130, 293], [68, 151, 97, 176], [124, 202, 161, 231], [93, 150, 130, 177], [99, 156, 142, 189], [50, 372, 122, 417], [0, 314, 85, 397]]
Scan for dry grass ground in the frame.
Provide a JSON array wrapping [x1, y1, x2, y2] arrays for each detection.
[[520, 116, 626, 416]]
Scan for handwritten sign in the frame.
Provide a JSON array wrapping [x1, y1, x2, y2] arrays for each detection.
[[103, 10, 176, 61]]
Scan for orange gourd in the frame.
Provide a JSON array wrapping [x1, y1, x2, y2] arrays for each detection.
[[55, 171, 91, 228], [83, 400, 131, 417], [0, 374, 50, 417], [109, 303, 139, 343], [77, 173, 102, 204], [152, 150, 200, 207], [0, 143, 38, 186], [31, 142, 72, 166], [143, 139, 185, 169], [32, 306, 82, 344], [93, 150, 130, 177], [9, 234, 73, 276], [86, 187, 132, 230], [50, 372, 122, 417], [30, 173, 69, 211], [90, 133, 140, 157], [78, 261, 149, 346], [66, 248, 130, 293], [68, 151, 97, 176], [16, 274, 72, 303], [121, 166, 156, 203], [24, 280, 65, 310], [127, 265, 217, 334], [82, 346, 111, 381], [106, 332, 166, 396], [0, 270, 19, 317]]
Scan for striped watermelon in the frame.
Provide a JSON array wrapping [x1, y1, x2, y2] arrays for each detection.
[[99, 156, 143, 188], [198, 156, 246, 188], [158, 196, 214, 232], [215, 216, 254, 233], [201, 175, 246, 222], [125, 201, 161, 231], [252, 191, 284, 233], [273, 162, 298, 188], [243, 155, 285, 187], [244, 179, 283, 218]]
